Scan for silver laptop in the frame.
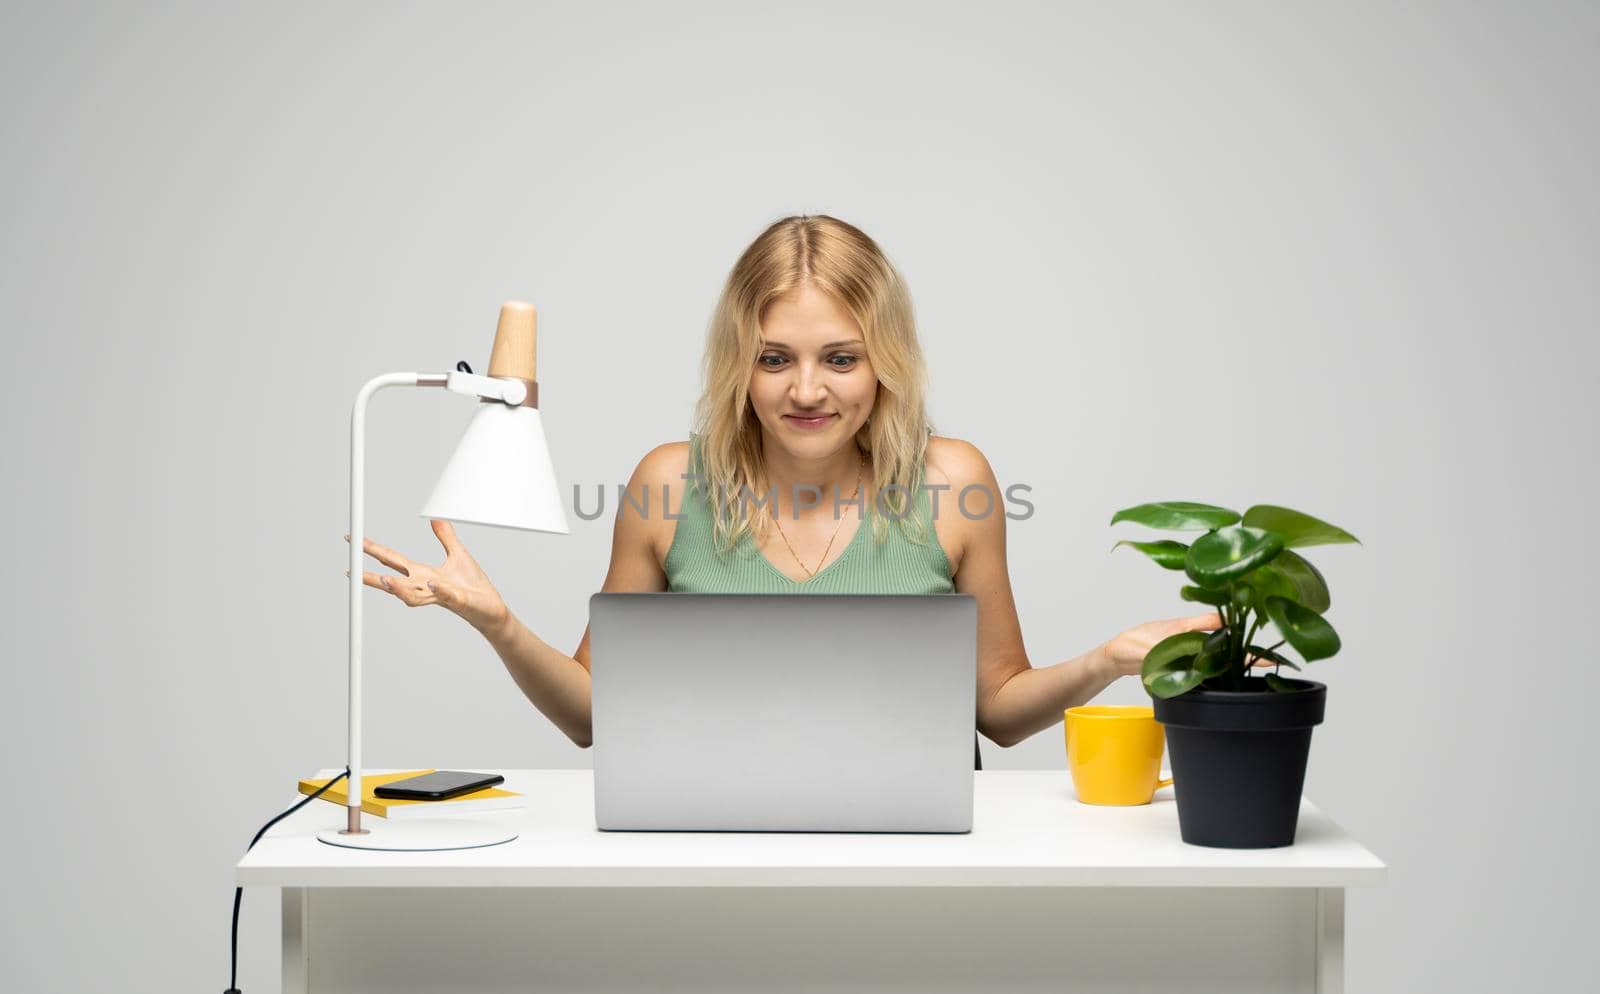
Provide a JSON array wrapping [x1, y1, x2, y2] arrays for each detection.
[[590, 593, 978, 833]]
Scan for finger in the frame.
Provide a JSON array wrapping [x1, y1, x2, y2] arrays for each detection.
[[355, 570, 403, 593], [346, 531, 412, 572], [355, 536, 412, 575], [431, 519, 465, 557]]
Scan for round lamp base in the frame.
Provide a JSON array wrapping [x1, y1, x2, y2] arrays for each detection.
[[316, 818, 517, 851]]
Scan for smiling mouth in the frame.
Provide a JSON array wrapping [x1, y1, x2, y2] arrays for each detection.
[[781, 414, 837, 430]]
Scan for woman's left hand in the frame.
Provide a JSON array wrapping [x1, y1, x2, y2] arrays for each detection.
[[1098, 613, 1274, 680]]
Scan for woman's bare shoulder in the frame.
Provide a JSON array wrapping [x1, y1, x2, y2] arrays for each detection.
[[924, 435, 993, 490], [625, 441, 693, 555], [921, 436, 1002, 577], [633, 440, 691, 482]]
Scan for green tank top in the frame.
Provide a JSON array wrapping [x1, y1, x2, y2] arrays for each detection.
[[664, 433, 956, 595]]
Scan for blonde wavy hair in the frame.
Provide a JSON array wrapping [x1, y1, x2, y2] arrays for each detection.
[[691, 214, 938, 557]]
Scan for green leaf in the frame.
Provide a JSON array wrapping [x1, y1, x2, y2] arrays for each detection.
[[1245, 644, 1300, 670], [1262, 596, 1341, 661], [1145, 631, 1209, 669], [1264, 673, 1298, 693], [1141, 631, 1209, 699], [1246, 550, 1331, 613], [1185, 526, 1286, 589], [1146, 668, 1206, 698], [1242, 505, 1360, 548], [1111, 502, 1240, 531], [1180, 585, 1231, 607], [1110, 539, 1189, 570]]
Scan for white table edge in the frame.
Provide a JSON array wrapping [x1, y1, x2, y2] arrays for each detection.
[[237, 769, 1387, 892], [237, 864, 1387, 887]]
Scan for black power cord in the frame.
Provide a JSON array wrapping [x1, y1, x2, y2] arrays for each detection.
[[225, 768, 350, 994]]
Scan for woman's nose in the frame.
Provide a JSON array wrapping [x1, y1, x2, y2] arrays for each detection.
[[790, 363, 828, 404]]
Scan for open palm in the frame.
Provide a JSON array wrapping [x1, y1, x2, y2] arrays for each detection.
[[349, 519, 509, 635], [1102, 612, 1272, 680]]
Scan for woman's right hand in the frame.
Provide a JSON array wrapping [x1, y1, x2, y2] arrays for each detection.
[[1098, 612, 1272, 681], [347, 519, 510, 636]]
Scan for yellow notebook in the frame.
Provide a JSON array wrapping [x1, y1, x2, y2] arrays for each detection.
[[298, 769, 523, 820]]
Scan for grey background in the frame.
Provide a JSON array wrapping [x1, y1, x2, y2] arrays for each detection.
[[2, 1, 1593, 991]]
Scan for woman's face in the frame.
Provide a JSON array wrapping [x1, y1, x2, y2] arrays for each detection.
[[748, 284, 877, 458]]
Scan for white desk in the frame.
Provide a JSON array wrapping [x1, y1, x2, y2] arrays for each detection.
[[237, 769, 1385, 994]]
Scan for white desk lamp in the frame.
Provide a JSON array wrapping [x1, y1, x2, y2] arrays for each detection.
[[317, 300, 568, 852]]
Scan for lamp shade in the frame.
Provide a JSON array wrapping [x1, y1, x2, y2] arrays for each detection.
[[420, 402, 570, 533]]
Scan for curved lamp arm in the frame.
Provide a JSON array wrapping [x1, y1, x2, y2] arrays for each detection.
[[343, 370, 532, 835]]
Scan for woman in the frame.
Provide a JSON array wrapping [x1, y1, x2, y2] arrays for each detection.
[[353, 214, 1226, 759]]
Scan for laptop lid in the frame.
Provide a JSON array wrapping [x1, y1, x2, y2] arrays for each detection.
[[590, 593, 978, 833]]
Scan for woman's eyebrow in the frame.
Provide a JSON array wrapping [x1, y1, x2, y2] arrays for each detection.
[[760, 339, 865, 350]]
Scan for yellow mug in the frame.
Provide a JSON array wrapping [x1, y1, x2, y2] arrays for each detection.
[[1064, 705, 1174, 805]]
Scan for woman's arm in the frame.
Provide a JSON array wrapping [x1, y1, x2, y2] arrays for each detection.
[[480, 442, 684, 748], [936, 440, 1218, 749], [932, 439, 1106, 748], [360, 444, 685, 748], [480, 612, 599, 749]]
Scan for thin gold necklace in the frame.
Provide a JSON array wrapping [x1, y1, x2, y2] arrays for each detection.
[[772, 457, 864, 578]]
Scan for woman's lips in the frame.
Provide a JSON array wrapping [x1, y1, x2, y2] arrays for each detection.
[[782, 414, 836, 430]]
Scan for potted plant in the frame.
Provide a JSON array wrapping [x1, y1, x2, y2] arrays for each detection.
[[1110, 501, 1360, 848]]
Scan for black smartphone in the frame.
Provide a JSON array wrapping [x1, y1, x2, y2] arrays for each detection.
[[372, 770, 505, 801]]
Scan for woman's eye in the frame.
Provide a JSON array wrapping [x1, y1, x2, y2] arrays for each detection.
[[758, 354, 786, 368], [829, 354, 858, 368]]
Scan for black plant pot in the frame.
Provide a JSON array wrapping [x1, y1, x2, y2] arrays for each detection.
[[1151, 677, 1326, 849]]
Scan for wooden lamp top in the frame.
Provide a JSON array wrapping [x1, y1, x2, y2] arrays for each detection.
[[487, 301, 538, 382]]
